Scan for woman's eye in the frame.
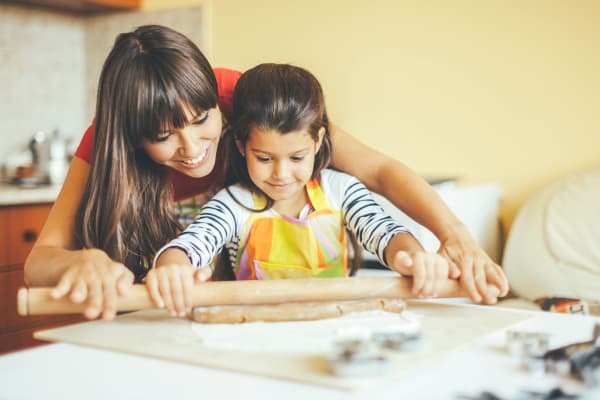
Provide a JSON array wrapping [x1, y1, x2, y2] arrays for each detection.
[[192, 112, 209, 125], [291, 156, 305, 162], [257, 156, 271, 162], [154, 133, 171, 143]]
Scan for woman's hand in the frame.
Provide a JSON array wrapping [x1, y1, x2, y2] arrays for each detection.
[[50, 248, 134, 320], [389, 251, 450, 298], [438, 229, 509, 304], [145, 264, 212, 317]]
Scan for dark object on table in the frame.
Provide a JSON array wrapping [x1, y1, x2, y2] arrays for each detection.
[[457, 387, 579, 400]]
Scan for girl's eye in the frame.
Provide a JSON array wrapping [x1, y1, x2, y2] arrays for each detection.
[[257, 156, 271, 162], [291, 156, 305, 162], [192, 112, 209, 125]]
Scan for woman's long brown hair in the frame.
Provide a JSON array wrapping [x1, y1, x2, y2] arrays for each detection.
[[74, 25, 218, 280]]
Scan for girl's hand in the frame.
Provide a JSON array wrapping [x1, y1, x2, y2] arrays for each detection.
[[50, 248, 134, 320], [390, 251, 450, 298], [438, 232, 509, 304], [145, 264, 212, 317]]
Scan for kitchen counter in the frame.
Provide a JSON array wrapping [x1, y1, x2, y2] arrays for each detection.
[[0, 302, 598, 399], [0, 183, 61, 206]]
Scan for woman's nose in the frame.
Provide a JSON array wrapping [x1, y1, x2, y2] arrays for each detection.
[[177, 128, 200, 158]]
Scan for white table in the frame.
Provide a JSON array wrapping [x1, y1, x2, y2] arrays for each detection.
[[1, 302, 598, 400]]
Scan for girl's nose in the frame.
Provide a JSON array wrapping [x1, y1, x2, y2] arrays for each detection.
[[273, 160, 290, 179]]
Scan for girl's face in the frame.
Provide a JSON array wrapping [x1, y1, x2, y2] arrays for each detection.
[[241, 127, 323, 213], [142, 106, 222, 178]]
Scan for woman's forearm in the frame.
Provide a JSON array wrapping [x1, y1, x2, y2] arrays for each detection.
[[329, 123, 466, 243], [375, 159, 467, 242], [24, 246, 92, 286], [24, 156, 90, 286]]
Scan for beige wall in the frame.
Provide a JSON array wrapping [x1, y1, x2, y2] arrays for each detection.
[[208, 0, 600, 228], [0, 5, 85, 162], [0, 4, 205, 168], [83, 7, 206, 120]]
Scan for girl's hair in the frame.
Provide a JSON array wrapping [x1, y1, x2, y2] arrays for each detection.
[[221, 63, 362, 276], [224, 63, 333, 203], [75, 25, 218, 279]]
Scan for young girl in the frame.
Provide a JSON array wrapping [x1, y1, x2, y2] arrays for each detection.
[[25, 25, 507, 321], [150, 64, 450, 316]]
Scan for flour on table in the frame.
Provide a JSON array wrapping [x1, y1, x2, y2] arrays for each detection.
[[190, 310, 421, 354]]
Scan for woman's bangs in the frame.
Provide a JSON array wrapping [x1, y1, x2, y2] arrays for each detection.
[[125, 59, 217, 147]]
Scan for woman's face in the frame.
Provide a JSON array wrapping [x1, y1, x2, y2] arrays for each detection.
[[143, 106, 222, 178]]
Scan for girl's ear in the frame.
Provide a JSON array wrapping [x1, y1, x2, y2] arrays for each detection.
[[235, 139, 245, 157], [315, 127, 326, 153]]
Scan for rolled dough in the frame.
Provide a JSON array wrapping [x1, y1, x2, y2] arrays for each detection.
[[190, 308, 421, 354], [191, 298, 405, 323]]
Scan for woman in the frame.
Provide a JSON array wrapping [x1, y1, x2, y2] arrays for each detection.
[[24, 25, 507, 320]]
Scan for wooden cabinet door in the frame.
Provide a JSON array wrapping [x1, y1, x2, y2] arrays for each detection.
[[0, 208, 8, 266], [6, 204, 52, 266]]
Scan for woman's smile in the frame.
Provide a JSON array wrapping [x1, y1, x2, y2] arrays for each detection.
[[179, 146, 210, 168]]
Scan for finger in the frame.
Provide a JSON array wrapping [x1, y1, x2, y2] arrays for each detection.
[[394, 251, 413, 269], [490, 264, 510, 297], [194, 267, 212, 283], [459, 256, 481, 303], [158, 272, 175, 316], [101, 276, 117, 321], [180, 270, 194, 312], [145, 270, 164, 308], [116, 267, 134, 297], [411, 254, 425, 296], [69, 279, 88, 304], [481, 264, 507, 303], [473, 260, 494, 304], [448, 260, 461, 279], [52, 272, 74, 299], [421, 259, 435, 297], [84, 280, 103, 320], [169, 270, 186, 316], [432, 258, 449, 297]]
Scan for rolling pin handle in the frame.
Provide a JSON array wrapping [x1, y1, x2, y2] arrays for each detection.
[[17, 287, 29, 316]]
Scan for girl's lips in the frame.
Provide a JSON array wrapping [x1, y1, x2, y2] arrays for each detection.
[[268, 182, 293, 190]]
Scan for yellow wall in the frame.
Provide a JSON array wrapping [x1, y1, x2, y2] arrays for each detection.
[[181, 1, 600, 229]]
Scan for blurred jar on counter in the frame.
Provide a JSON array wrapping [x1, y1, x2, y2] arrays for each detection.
[[48, 130, 67, 185]]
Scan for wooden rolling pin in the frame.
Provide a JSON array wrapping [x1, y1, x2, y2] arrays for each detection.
[[17, 276, 469, 316]]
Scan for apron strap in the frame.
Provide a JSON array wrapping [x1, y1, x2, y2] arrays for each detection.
[[306, 178, 331, 211]]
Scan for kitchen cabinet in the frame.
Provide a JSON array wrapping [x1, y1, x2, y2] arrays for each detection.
[[0, 203, 83, 354], [6, 0, 140, 14]]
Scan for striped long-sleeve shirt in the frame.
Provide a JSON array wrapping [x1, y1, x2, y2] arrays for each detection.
[[155, 169, 410, 270]]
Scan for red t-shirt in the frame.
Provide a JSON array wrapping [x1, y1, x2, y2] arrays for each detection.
[[74, 68, 242, 201]]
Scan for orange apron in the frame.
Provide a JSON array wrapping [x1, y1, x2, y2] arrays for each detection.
[[234, 179, 347, 280]]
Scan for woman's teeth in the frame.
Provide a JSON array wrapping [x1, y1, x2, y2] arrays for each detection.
[[183, 148, 208, 165]]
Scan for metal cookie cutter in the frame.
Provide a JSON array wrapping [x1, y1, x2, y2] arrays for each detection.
[[506, 331, 550, 357], [371, 330, 423, 352], [506, 330, 550, 373], [507, 323, 600, 385], [327, 339, 390, 377], [543, 323, 600, 386]]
